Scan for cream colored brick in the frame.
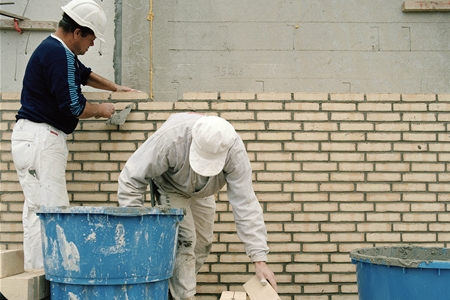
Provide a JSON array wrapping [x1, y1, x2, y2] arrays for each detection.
[[1, 92, 20, 100], [284, 183, 319, 192], [303, 122, 338, 131], [367, 173, 401, 181], [437, 94, 450, 101], [232, 121, 265, 131], [256, 172, 292, 181], [366, 233, 400, 242], [293, 152, 327, 161], [110, 91, 149, 100], [402, 93, 436, 101], [246, 142, 282, 151], [303, 163, 337, 171], [174, 101, 209, 110], [293, 132, 328, 140], [411, 123, 445, 132], [393, 183, 427, 191], [358, 103, 391, 111], [256, 111, 291, 120], [294, 112, 328, 121], [321, 142, 355, 151], [375, 123, 409, 131], [357, 142, 391, 151], [330, 112, 365, 121], [394, 103, 427, 111], [329, 153, 364, 161], [322, 103, 356, 111], [83, 92, 111, 100], [212, 102, 247, 110], [330, 213, 365, 222], [256, 92, 291, 101], [0, 102, 21, 110], [367, 112, 401, 121], [257, 132, 291, 140], [286, 102, 320, 110], [366, 213, 401, 222], [294, 92, 328, 101], [294, 172, 328, 181], [357, 183, 390, 192], [366, 93, 401, 101], [402, 233, 436, 242], [330, 93, 364, 101], [248, 102, 283, 110], [0, 249, 24, 278], [220, 92, 255, 100], [340, 123, 373, 131], [137, 101, 173, 110], [0, 269, 49, 300], [219, 111, 255, 120], [320, 183, 354, 192], [183, 92, 218, 100], [330, 172, 364, 182]]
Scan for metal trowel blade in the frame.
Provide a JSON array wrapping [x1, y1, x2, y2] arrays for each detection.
[[106, 104, 133, 125]]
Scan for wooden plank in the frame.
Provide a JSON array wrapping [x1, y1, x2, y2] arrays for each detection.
[[220, 291, 247, 300], [243, 275, 280, 300], [0, 19, 57, 31], [402, 1, 450, 12]]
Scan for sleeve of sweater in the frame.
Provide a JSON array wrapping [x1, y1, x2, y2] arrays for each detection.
[[225, 138, 270, 262], [45, 45, 91, 117]]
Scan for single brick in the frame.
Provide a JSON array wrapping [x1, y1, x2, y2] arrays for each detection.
[[0, 269, 49, 300], [256, 92, 291, 101], [220, 92, 255, 100], [183, 92, 218, 100], [0, 249, 24, 278]]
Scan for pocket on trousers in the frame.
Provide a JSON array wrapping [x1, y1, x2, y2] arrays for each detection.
[[11, 130, 35, 171]]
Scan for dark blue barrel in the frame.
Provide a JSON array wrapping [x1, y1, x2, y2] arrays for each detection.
[[36, 206, 184, 300], [350, 246, 450, 300]]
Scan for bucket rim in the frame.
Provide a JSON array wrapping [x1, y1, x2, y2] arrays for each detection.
[[36, 205, 185, 217], [349, 245, 450, 269]]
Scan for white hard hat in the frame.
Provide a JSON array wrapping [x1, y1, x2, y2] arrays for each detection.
[[61, 0, 106, 43]]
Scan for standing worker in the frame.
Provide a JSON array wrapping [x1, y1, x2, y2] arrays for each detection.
[[118, 113, 278, 300], [11, 0, 137, 270]]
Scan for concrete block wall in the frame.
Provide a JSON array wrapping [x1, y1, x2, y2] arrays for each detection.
[[1, 91, 450, 299]]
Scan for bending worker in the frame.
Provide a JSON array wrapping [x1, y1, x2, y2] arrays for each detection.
[[118, 112, 277, 300], [11, 0, 136, 270]]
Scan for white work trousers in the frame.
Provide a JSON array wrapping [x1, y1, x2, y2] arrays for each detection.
[[11, 119, 70, 270], [159, 193, 216, 300]]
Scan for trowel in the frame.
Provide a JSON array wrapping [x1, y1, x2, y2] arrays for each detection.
[[106, 103, 133, 125]]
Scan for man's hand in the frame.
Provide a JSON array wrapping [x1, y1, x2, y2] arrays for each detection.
[[115, 84, 140, 92], [254, 261, 277, 292], [97, 103, 115, 118]]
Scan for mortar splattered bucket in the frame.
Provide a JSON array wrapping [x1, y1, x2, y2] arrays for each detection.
[[350, 246, 450, 300], [36, 206, 184, 300]]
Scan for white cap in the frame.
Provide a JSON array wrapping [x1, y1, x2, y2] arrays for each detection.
[[189, 116, 237, 177], [62, 0, 107, 43]]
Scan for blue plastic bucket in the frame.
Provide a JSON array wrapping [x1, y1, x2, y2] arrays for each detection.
[[36, 206, 184, 300], [350, 246, 450, 300]]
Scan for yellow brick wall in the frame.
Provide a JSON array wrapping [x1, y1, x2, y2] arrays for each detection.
[[1, 91, 450, 300]]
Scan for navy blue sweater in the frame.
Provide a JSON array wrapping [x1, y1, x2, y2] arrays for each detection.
[[17, 35, 92, 134]]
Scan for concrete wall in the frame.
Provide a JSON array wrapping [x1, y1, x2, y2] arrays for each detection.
[[2, 91, 450, 299], [2, 0, 450, 100]]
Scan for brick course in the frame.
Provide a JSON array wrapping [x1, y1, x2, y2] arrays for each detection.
[[1, 92, 449, 300]]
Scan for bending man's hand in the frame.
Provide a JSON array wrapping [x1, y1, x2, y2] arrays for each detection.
[[115, 85, 140, 92], [254, 261, 277, 292]]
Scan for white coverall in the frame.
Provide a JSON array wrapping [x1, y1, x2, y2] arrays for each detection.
[[117, 112, 269, 300]]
